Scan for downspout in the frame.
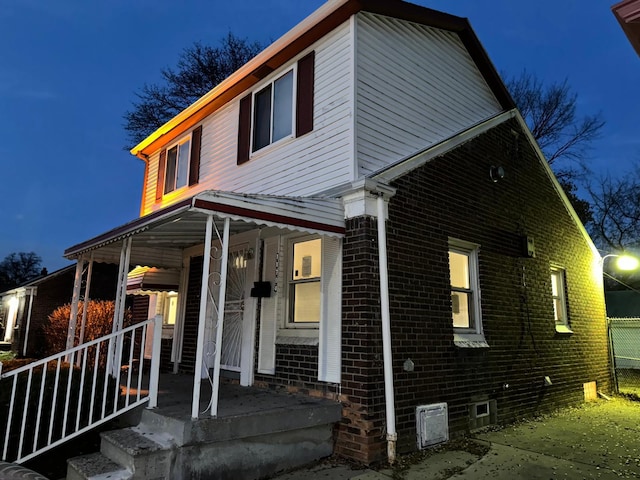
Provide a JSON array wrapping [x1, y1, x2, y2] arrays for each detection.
[[376, 194, 397, 464]]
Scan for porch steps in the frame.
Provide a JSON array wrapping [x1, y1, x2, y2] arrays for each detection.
[[66, 427, 173, 480], [66, 392, 342, 480]]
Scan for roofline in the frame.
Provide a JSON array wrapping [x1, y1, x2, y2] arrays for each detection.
[[612, 0, 640, 56], [64, 199, 193, 258], [130, 0, 514, 158]]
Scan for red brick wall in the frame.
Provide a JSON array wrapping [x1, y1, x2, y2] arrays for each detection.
[[337, 118, 610, 463]]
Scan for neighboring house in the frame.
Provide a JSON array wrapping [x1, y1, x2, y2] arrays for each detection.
[[612, 0, 640, 56], [61, 0, 610, 465], [0, 264, 118, 357]]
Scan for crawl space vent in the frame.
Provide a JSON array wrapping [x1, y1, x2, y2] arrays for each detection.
[[416, 403, 449, 449]]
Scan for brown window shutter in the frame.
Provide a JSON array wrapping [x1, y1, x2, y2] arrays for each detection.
[[296, 51, 315, 137], [189, 125, 202, 186], [237, 94, 252, 165], [156, 149, 166, 202]]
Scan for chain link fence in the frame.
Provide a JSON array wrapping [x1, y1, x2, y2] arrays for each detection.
[[609, 317, 640, 396]]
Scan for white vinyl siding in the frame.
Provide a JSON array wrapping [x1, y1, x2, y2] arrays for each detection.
[[355, 12, 502, 176], [141, 21, 354, 215]]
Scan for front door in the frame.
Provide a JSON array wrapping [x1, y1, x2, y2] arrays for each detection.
[[203, 231, 259, 386]]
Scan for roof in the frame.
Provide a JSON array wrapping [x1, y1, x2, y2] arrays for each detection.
[[127, 266, 180, 293], [131, 0, 514, 159], [612, 0, 640, 56], [0, 265, 75, 297], [64, 190, 345, 268]]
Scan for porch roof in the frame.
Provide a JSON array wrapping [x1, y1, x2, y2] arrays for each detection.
[[64, 190, 345, 268]]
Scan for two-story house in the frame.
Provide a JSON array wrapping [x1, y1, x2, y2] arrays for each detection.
[[61, 0, 611, 469]]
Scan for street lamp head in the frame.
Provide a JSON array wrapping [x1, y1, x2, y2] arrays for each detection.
[[616, 255, 639, 271], [602, 253, 640, 272]]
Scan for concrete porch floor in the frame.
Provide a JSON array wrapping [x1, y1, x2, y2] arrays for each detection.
[[141, 372, 340, 420]]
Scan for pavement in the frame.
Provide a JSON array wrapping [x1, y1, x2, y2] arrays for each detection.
[[270, 396, 640, 479]]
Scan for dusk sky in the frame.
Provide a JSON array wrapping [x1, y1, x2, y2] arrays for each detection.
[[1, 0, 638, 273]]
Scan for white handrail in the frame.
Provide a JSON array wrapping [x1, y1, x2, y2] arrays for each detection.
[[0, 317, 161, 464]]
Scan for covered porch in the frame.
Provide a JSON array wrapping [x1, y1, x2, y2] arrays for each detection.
[[63, 189, 345, 420]]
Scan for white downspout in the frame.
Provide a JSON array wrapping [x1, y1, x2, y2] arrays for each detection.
[[377, 194, 397, 464]]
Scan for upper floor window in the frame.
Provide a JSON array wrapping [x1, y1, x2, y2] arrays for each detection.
[[155, 125, 202, 203], [288, 236, 322, 325], [165, 136, 191, 194], [237, 51, 315, 164], [448, 239, 482, 334], [253, 70, 294, 152], [551, 266, 571, 332]]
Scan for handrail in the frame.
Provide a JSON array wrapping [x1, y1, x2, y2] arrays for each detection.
[[0, 317, 162, 464]]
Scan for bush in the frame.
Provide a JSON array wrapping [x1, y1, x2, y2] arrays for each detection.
[[43, 300, 132, 356]]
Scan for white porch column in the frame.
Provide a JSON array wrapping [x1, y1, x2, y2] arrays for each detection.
[[210, 217, 230, 417], [116, 237, 132, 331], [112, 240, 129, 334], [192, 214, 214, 419], [21, 287, 35, 357], [66, 257, 85, 351], [78, 253, 94, 346]]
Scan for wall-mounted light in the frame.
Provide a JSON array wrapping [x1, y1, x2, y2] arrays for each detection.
[[490, 165, 505, 182]]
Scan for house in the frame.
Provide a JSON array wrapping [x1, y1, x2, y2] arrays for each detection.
[[56, 0, 610, 470], [612, 0, 640, 56], [0, 264, 118, 357]]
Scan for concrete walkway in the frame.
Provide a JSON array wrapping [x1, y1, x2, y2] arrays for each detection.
[[271, 397, 640, 479]]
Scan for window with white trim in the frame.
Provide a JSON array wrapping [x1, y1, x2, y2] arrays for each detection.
[[287, 236, 322, 326], [164, 292, 178, 326], [164, 135, 192, 194], [551, 266, 570, 332], [252, 69, 295, 153], [448, 240, 482, 334]]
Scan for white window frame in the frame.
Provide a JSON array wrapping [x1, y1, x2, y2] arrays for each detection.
[[551, 265, 572, 333], [250, 66, 297, 155], [448, 238, 484, 339], [285, 234, 322, 330], [163, 133, 192, 195]]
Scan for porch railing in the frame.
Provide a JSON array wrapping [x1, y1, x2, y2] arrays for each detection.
[[0, 317, 162, 464]]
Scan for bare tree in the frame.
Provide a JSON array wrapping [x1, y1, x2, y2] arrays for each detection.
[[506, 70, 605, 174], [588, 169, 640, 252], [123, 33, 263, 149], [0, 252, 43, 289]]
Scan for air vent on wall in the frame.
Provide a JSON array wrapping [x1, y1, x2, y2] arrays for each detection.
[[416, 403, 449, 450]]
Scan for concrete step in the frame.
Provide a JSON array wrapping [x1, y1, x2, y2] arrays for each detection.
[[99, 428, 174, 479], [140, 398, 342, 446], [66, 452, 132, 480]]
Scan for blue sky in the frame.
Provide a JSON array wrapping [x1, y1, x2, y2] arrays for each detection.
[[1, 0, 638, 272]]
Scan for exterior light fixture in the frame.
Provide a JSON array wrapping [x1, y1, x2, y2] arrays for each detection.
[[490, 165, 505, 182], [602, 253, 640, 271]]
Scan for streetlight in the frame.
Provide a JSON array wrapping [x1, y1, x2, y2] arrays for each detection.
[[602, 253, 639, 271]]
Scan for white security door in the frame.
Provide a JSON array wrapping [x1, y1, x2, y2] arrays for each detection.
[[220, 244, 250, 371]]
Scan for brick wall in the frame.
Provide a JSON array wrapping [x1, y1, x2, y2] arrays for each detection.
[[376, 118, 609, 457], [179, 256, 203, 374], [335, 119, 610, 464]]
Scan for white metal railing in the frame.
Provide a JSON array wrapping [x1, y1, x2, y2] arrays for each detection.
[[0, 317, 161, 464]]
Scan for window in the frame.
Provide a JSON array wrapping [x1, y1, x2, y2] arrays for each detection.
[[551, 266, 570, 332], [288, 237, 322, 325], [164, 292, 178, 326], [448, 240, 482, 333], [155, 125, 202, 202], [252, 70, 294, 152], [164, 136, 191, 194], [237, 51, 315, 164]]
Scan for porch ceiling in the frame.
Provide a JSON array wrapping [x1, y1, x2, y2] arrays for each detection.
[[64, 190, 345, 268]]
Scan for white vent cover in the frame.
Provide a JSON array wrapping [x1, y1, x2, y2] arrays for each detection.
[[416, 403, 449, 449]]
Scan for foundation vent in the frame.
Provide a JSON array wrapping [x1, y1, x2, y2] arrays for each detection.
[[416, 403, 449, 449]]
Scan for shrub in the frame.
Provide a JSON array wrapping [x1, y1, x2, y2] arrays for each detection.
[[43, 300, 132, 356]]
